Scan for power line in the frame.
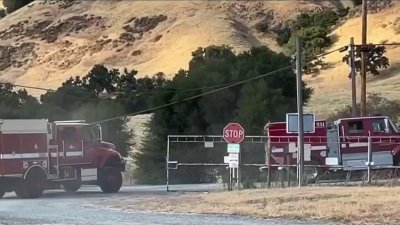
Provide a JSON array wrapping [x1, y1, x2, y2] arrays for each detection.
[[0, 82, 52, 91], [91, 66, 292, 124]]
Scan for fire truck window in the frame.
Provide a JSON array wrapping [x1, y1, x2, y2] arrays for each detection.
[[62, 127, 77, 141], [388, 122, 396, 133], [372, 119, 386, 132], [82, 126, 92, 142], [348, 121, 363, 134]]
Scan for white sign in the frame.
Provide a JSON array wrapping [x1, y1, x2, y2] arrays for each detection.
[[227, 153, 239, 168], [204, 141, 214, 148], [224, 156, 230, 163], [286, 113, 316, 133], [227, 143, 240, 153], [229, 161, 239, 168], [229, 153, 239, 161]]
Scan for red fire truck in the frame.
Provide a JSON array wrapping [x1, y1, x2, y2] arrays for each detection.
[[266, 115, 400, 180], [0, 119, 126, 199]]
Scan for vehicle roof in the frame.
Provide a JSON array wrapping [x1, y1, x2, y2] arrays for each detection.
[[336, 116, 388, 123], [53, 120, 89, 126], [54, 123, 90, 126]]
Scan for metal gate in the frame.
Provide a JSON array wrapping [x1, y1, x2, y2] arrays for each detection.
[[165, 135, 268, 192]]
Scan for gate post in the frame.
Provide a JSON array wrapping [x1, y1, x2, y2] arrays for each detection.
[[166, 135, 170, 192], [367, 135, 372, 184]]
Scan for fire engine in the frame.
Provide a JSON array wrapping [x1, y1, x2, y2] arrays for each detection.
[[266, 115, 400, 180], [0, 119, 126, 199]]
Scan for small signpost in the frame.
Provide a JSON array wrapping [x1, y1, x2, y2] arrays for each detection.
[[223, 123, 245, 191]]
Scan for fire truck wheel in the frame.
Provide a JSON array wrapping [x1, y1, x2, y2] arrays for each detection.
[[15, 167, 46, 199], [98, 169, 122, 193]]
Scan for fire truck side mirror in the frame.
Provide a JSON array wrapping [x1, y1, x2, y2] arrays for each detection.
[[96, 124, 103, 141]]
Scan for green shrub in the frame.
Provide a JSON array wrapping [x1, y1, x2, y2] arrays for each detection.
[[3, 0, 33, 13], [0, 8, 6, 18], [276, 28, 291, 46]]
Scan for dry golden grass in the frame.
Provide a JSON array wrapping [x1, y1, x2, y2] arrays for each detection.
[[109, 186, 400, 224], [0, 1, 338, 97], [305, 3, 400, 117]]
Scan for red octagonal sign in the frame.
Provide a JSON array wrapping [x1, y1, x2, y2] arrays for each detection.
[[223, 123, 245, 144]]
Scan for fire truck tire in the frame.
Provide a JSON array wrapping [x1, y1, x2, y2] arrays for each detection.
[[15, 167, 46, 199], [98, 168, 122, 193]]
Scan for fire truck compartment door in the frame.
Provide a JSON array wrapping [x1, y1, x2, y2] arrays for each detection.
[[326, 127, 340, 161], [342, 151, 392, 171]]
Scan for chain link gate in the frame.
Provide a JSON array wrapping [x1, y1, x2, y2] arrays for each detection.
[[165, 135, 268, 192]]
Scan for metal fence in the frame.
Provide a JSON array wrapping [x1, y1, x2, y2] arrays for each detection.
[[165, 135, 400, 191], [166, 135, 268, 191]]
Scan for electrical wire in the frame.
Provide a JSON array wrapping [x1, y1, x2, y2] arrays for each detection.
[[0, 82, 53, 91], [91, 66, 292, 124]]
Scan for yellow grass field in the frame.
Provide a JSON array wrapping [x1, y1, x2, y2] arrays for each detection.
[[108, 186, 400, 225]]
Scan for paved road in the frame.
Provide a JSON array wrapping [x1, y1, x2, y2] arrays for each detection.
[[0, 185, 338, 225]]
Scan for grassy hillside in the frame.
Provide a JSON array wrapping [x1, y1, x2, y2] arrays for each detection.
[[305, 2, 400, 117], [0, 0, 399, 118], [0, 0, 337, 95]]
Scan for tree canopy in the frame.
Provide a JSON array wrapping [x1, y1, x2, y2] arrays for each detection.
[[133, 45, 313, 184], [342, 45, 390, 77], [2, 0, 33, 13]]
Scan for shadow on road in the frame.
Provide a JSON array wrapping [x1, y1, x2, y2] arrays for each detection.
[[2, 186, 172, 200]]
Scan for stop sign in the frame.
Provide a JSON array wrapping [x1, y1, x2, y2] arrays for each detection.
[[223, 123, 245, 144]]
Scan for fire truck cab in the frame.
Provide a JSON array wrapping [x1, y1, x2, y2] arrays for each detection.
[[0, 119, 126, 199], [266, 116, 400, 179]]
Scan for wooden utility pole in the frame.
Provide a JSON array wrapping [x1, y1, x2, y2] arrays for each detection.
[[360, 0, 368, 116], [295, 36, 304, 187], [350, 37, 357, 117]]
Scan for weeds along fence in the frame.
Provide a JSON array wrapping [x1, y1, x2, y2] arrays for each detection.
[[165, 135, 400, 191]]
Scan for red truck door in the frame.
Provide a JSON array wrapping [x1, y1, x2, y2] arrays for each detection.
[[57, 126, 84, 161]]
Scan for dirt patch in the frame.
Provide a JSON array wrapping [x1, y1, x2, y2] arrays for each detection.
[[0, 42, 37, 70], [0, 15, 105, 43], [119, 15, 167, 43]]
